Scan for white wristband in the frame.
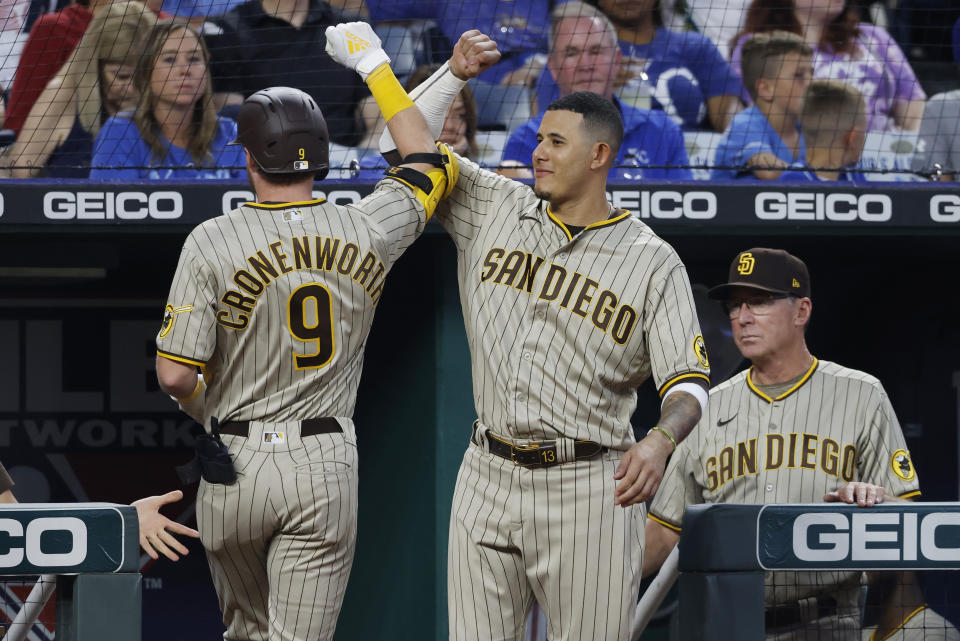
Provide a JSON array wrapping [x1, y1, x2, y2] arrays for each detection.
[[662, 381, 708, 416], [379, 61, 466, 154]]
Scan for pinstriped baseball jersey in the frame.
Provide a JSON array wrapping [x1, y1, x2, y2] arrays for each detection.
[[436, 156, 710, 450], [438, 154, 707, 641], [649, 358, 920, 606], [862, 607, 960, 641], [156, 181, 427, 428]]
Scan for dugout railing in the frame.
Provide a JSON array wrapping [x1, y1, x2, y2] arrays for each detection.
[[677, 502, 960, 640], [0, 504, 142, 641]]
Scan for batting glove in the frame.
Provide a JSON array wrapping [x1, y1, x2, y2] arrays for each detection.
[[324, 21, 390, 80]]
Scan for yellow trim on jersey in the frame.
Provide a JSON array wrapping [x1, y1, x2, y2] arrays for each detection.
[[647, 513, 682, 532], [870, 605, 927, 641], [899, 490, 922, 499], [545, 207, 573, 241], [746, 358, 819, 403], [658, 372, 711, 398], [244, 199, 327, 209], [157, 350, 206, 368], [584, 209, 632, 231]]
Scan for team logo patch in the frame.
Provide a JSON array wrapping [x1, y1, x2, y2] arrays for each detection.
[[737, 252, 755, 275], [158, 304, 193, 339], [891, 449, 915, 481], [345, 31, 371, 54], [263, 432, 285, 444], [792, 278, 800, 289], [693, 334, 710, 368]]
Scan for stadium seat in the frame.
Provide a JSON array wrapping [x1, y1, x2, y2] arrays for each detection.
[[469, 81, 533, 132], [375, 24, 417, 82]]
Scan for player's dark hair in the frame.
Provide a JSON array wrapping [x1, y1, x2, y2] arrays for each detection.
[[546, 91, 624, 160]]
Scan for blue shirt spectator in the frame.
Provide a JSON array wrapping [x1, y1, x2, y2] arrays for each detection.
[[618, 30, 742, 131], [777, 160, 868, 183], [712, 105, 805, 180], [91, 114, 246, 180], [502, 95, 692, 181]]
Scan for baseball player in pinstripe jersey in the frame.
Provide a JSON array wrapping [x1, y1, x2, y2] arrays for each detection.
[[644, 248, 921, 640], [154, 26, 466, 638], [861, 571, 960, 641], [333, 32, 710, 639]]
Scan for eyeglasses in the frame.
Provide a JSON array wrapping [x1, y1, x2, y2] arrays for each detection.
[[722, 294, 795, 319]]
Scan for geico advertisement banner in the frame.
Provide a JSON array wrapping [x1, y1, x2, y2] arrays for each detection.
[[0, 182, 957, 227], [0, 504, 137, 574], [757, 503, 960, 570]]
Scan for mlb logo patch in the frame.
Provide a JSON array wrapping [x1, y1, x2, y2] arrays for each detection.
[[282, 210, 303, 222], [263, 432, 285, 444], [294, 160, 309, 170]]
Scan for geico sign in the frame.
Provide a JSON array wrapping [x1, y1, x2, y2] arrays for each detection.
[[930, 195, 960, 223], [608, 190, 716, 219], [756, 192, 892, 222], [0, 517, 87, 567], [793, 512, 960, 562], [44, 191, 183, 220], [221, 189, 364, 213]]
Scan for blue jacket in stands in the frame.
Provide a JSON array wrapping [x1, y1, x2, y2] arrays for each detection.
[[777, 160, 869, 183], [501, 95, 692, 181], [90, 114, 246, 180], [712, 105, 805, 179]]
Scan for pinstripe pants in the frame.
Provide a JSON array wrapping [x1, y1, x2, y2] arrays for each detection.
[[449, 433, 644, 641], [197, 421, 359, 641]]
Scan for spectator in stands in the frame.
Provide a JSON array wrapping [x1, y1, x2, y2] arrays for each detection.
[[0, 2, 156, 178], [730, 0, 925, 132], [712, 31, 811, 180], [366, 0, 551, 86], [591, 0, 743, 132], [501, 1, 691, 181], [662, 0, 751, 60], [5, 0, 170, 136], [90, 22, 245, 179], [779, 79, 867, 182], [912, 93, 960, 181], [357, 63, 478, 158], [202, 0, 368, 146]]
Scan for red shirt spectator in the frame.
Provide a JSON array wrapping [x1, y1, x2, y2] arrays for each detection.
[[6, 2, 170, 135]]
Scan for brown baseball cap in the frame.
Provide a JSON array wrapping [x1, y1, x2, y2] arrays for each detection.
[[708, 248, 810, 300]]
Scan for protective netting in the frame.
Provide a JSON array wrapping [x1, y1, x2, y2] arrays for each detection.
[[0, 575, 56, 641], [0, 1, 956, 181]]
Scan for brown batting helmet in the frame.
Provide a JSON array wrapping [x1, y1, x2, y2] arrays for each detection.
[[229, 87, 330, 179]]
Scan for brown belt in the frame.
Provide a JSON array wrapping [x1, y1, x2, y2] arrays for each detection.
[[485, 432, 606, 469], [219, 417, 341, 438]]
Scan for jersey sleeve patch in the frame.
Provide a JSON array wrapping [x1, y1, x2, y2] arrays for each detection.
[[693, 334, 709, 368], [891, 449, 916, 481], [158, 304, 194, 339]]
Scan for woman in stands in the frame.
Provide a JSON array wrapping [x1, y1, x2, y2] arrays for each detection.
[[730, 0, 926, 132], [0, 2, 157, 178], [90, 21, 245, 179], [592, 0, 743, 132]]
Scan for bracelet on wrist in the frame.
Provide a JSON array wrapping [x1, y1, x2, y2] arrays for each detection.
[[647, 426, 677, 452]]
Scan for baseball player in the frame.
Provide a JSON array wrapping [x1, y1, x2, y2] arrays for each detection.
[[644, 248, 921, 640], [0, 459, 198, 560], [154, 23, 471, 638], [330, 27, 711, 641], [861, 571, 960, 641]]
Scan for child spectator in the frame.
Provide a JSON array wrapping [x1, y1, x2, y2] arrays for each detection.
[[730, 0, 925, 132], [90, 22, 245, 179], [712, 31, 812, 180], [779, 79, 867, 182]]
